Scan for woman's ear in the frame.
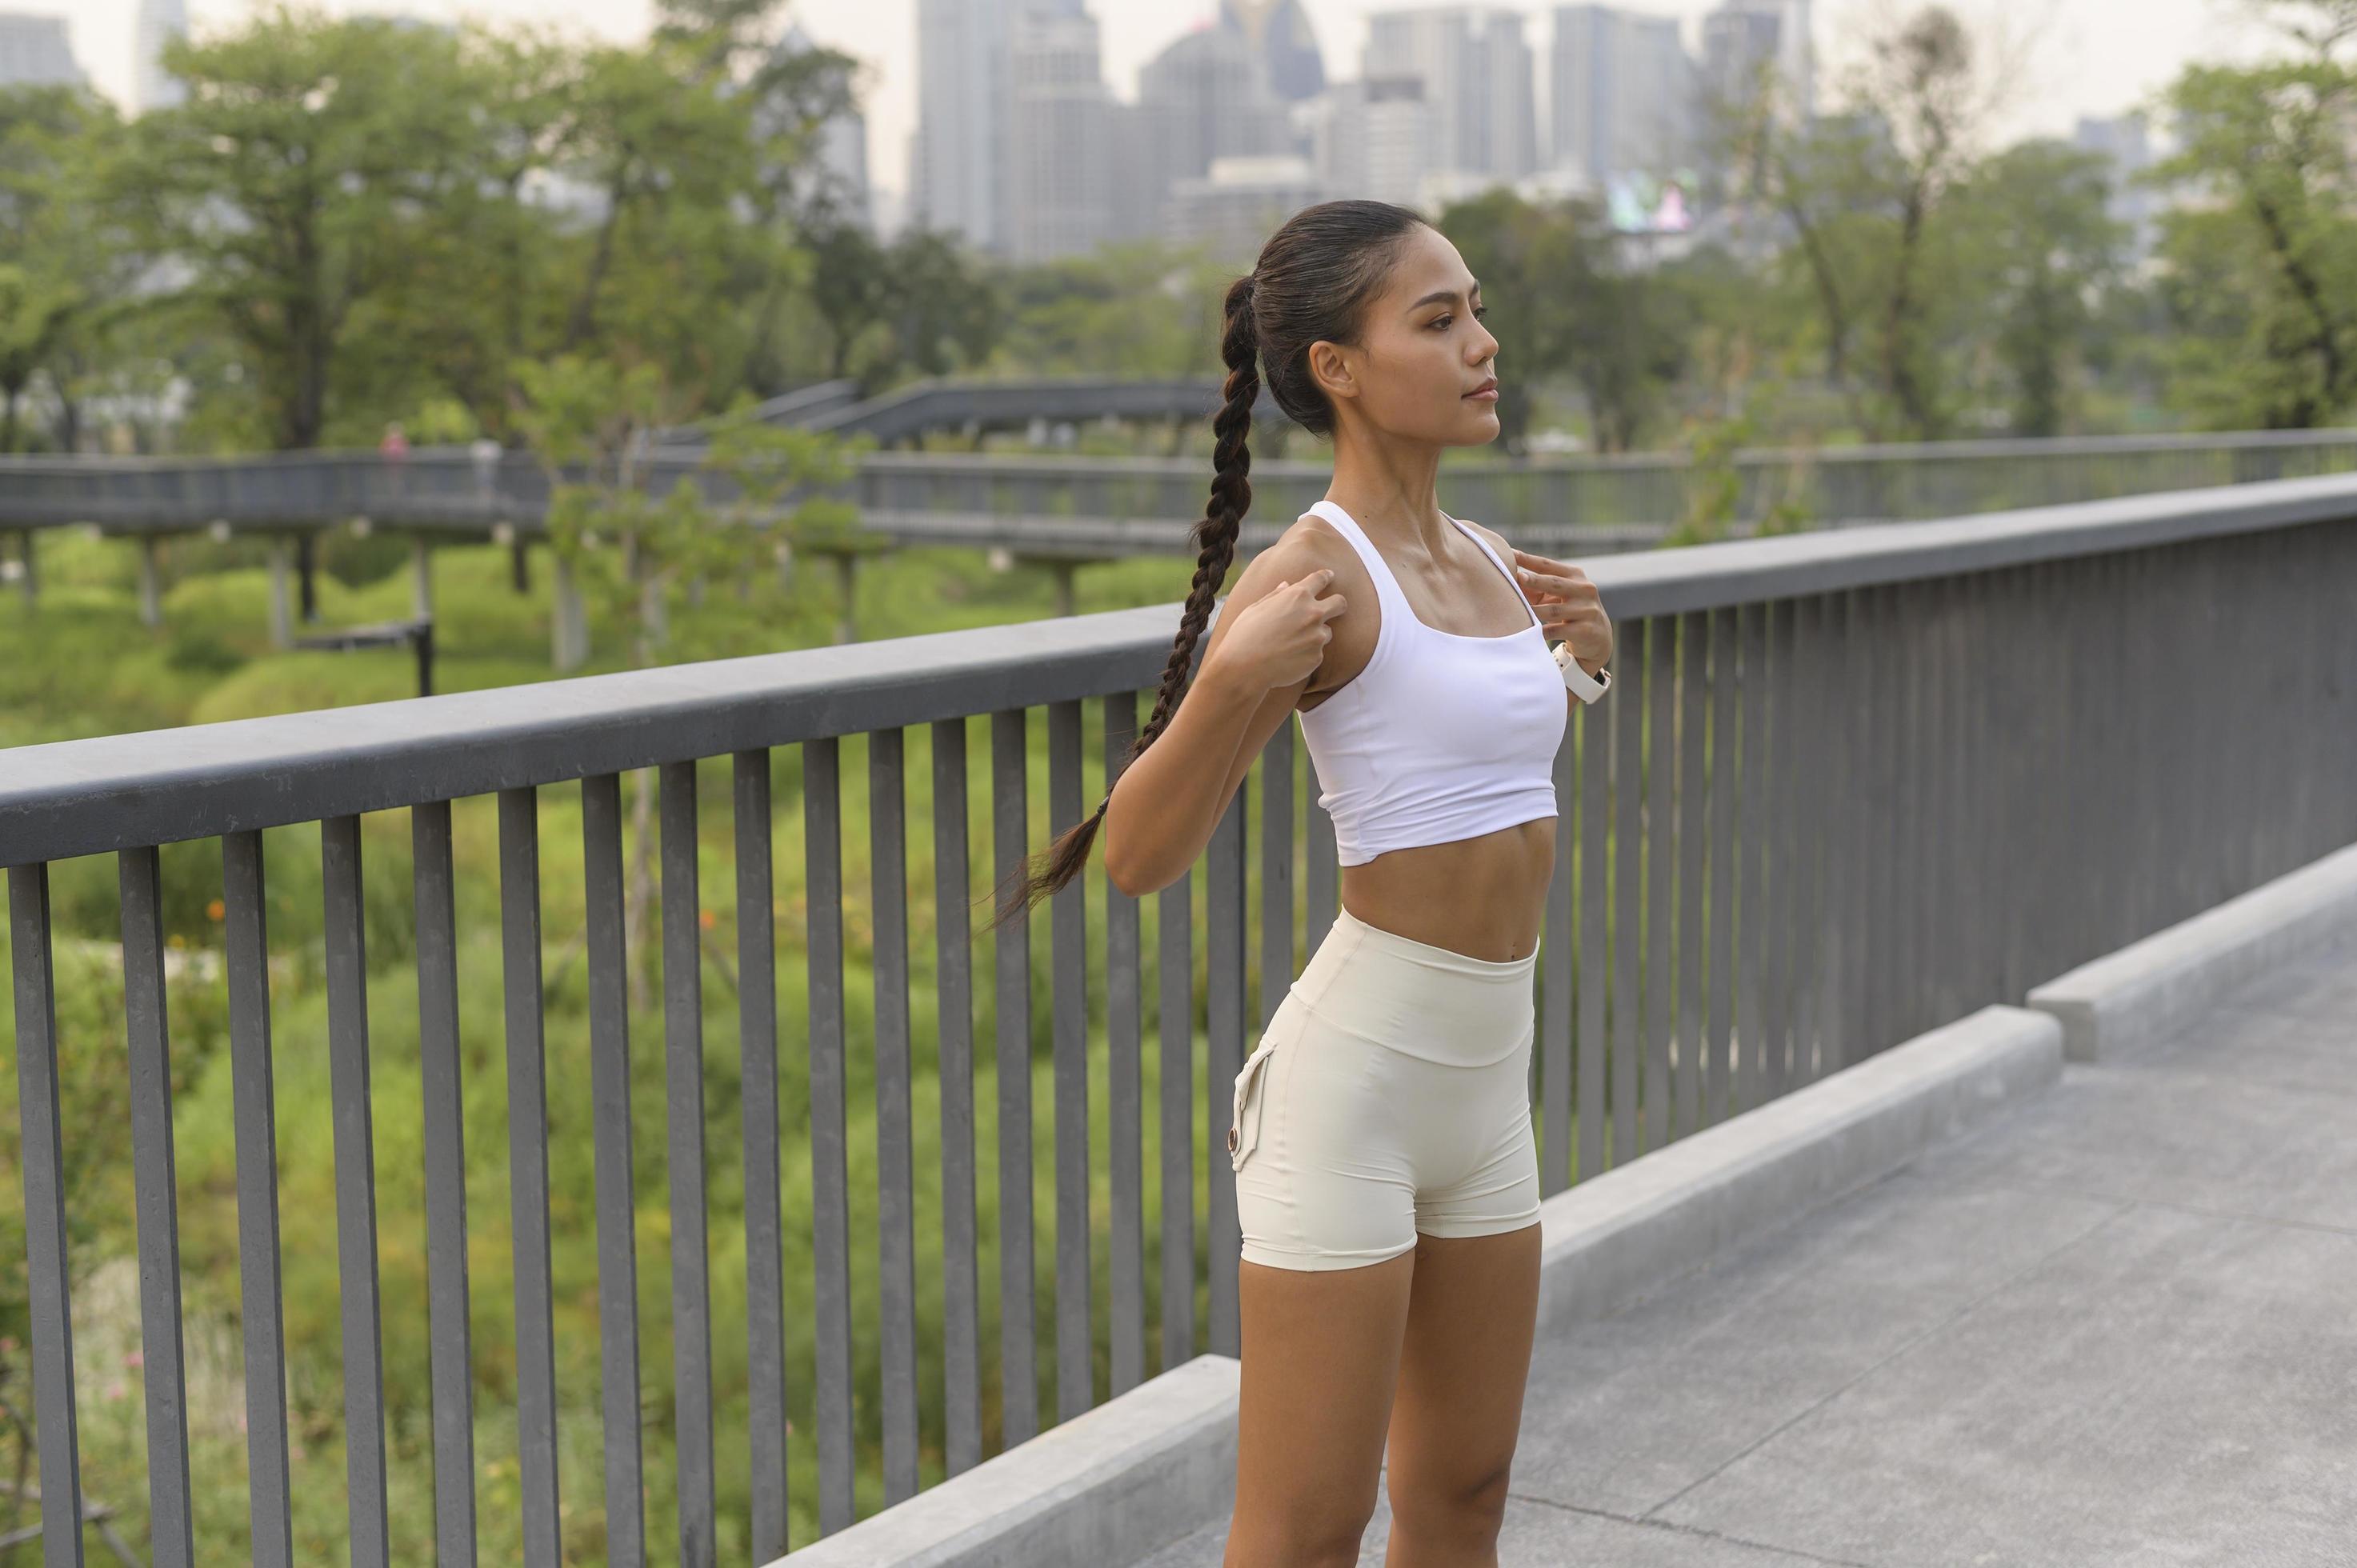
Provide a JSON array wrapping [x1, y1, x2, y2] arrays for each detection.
[[1307, 339, 1357, 406]]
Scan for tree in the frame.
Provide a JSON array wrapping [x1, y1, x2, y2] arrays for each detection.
[[117, 8, 489, 450], [1955, 140, 2127, 434], [1439, 190, 1685, 453], [2147, 2, 2357, 427], [1714, 4, 2040, 441], [0, 86, 134, 450]]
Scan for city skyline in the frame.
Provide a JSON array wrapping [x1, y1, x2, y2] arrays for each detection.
[[29, 0, 2297, 199]]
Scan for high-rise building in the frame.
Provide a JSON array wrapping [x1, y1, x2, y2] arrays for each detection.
[[1707, 0, 1811, 119], [1164, 153, 1321, 264], [1311, 74, 1434, 210], [910, 0, 1013, 250], [1699, 6, 1780, 116], [134, 0, 186, 112], [0, 12, 82, 90], [1006, 3, 1117, 261], [1138, 23, 1298, 206], [1363, 7, 1537, 187], [1552, 6, 1695, 192], [1220, 0, 1326, 104]]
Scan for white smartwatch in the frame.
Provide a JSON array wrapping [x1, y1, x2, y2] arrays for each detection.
[[1554, 642, 1611, 704]]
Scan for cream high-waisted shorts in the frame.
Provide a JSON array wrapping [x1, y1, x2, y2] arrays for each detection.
[[1228, 902, 1543, 1272]]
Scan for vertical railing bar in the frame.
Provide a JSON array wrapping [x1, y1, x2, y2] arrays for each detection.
[[221, 832, 294, 1568], [1735, 603, 1768, 1113], [659, 761, 718, 1558], [925, 724, 983, 1479], [1158, 867, 1196, 1369], [411, 802, 477, 1566], [1577, 674, 1609, 1181], [1609, 621, 1644, 1166], [1259, 721, 1295, 1033], [1206, 787, 1247, 1356], [1643, 614, 1678, 1154], [1047, 700, 1094, 1423], [1306, 779, 1338, 950], [1762, 599, 1795, 1099], [321, 815, 391, 1568], [579, 776, 645, 1565], [120, 847, 195, 1568], [1102, 692, 1146, 1397], [1790, 596, 1829, 1087], [1706, 606, 1739, 1116], [989, 710, 1038, 1450], [803, 740, 856, 1527], [869, 732, 922, 1505], [1539, 693, 1576, 1195], [1889, 579, 1922, 1034], [1933, 574, 1967, 1023], [496, 788, 563, 1568], [1851, 587, 1881, 1053], [1675, 610, 1710, 1138], [8, 862, 83, 1568]]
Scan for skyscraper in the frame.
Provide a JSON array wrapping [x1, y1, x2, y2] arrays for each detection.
[[1363, 7, 1537, 186], [1706, 0, 1812, 120], [910, 0, 1013, 250], [1553, 6, 1695, 190], [1700, 4, 1781, 114], [1220, 0, 1326, 105], [0, 12, 83, 91], [1138, 22, 1297, 202], [1312, 75, 1434, 210], [134, 0, 186, 113], [1005, 3, 1116, 261]]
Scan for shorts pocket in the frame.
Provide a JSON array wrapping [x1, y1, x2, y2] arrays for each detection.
[[1227, 1036, 1279, 1172]]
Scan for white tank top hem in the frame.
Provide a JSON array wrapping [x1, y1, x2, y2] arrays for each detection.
[[1295, 499, 1567, 868]]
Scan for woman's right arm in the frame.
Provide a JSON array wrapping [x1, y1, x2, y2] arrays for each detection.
[[1102, 541, 1342, 898]]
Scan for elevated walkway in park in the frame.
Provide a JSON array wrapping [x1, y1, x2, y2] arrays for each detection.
[[811, 849, 2357, 1567]]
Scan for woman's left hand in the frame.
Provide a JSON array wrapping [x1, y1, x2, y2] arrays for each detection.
[[1513, 548, 1613, 674]]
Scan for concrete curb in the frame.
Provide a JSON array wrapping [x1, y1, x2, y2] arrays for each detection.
[[771, 1353, 1240, 1568], [2026, 842, 2357, 1062], [1534, 1004, 2064, 1335], [780, 1004, 2064, 1566]]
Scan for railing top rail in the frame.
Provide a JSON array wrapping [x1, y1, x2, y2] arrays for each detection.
[[3, 473, 2352, 867], [4, 423, 2356, 480]]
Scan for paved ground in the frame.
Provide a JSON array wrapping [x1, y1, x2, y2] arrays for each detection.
[[1138, 931, 2357, 1567]]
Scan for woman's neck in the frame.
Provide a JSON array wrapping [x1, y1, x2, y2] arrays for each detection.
[[1325, 425, 1451, 552]]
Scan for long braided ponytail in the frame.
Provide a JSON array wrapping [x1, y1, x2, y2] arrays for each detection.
[[982, 201, 1428, 936]]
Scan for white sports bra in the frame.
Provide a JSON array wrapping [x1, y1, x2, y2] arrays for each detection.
[[1292, 499, 1567, 866]]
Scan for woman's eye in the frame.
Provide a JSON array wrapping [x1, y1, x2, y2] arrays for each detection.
[[1473, 306, 1489, 320]]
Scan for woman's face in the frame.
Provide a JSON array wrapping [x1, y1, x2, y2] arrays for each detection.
[[1311, 223, 1502, 449]]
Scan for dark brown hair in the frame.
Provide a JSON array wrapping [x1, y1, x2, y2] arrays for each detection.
[[980, 200, 1429, 936]]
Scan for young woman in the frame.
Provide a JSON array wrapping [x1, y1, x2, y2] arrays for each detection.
[[993, 198, 1615, 1566]]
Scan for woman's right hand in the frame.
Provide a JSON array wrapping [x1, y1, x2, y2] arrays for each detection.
[[1206, 568, 1348, 692]]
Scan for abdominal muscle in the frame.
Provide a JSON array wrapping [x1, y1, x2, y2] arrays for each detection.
[[1338, 818, 1555, 963]]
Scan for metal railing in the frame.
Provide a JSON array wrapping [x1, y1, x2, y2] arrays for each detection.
[[2, 475, 2354, 1563], [4, 426, 2357, 542]]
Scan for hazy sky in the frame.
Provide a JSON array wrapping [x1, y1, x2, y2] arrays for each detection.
[[47, 0, 2291, 196]]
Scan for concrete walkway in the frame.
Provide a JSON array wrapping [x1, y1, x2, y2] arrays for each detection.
[[1138, 931, 2357, 1566]]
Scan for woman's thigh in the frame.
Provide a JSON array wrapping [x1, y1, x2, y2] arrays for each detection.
[[1383, 1224, 1543, 1522], [1230, 1251, 1416, 1560]]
